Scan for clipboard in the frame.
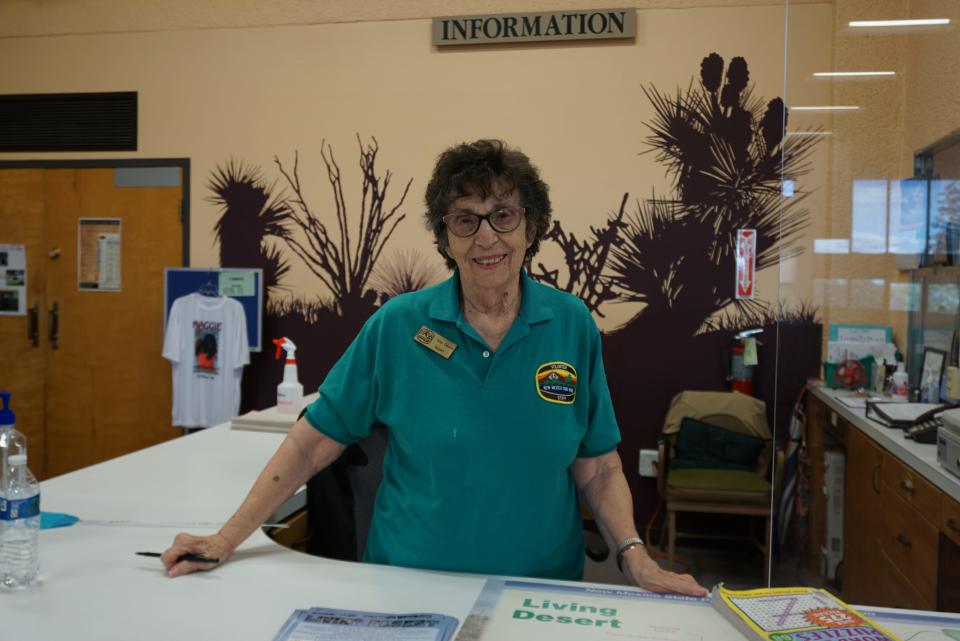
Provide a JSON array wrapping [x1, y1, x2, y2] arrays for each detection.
[[865, 400, 949, 429]]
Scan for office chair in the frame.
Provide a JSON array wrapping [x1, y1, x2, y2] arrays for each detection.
[[305, 421, 386, 562], [656, 390, 784, 580]]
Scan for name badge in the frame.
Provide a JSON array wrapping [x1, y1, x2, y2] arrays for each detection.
[[414, 326, 458, 359]]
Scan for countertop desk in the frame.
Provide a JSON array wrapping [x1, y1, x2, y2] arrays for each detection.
[[8, 417, 960, 640], [807, 386, 960, 611], [810, 386, 960, 502]]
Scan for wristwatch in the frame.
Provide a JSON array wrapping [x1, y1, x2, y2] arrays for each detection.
[[615, 536, 645, 572]]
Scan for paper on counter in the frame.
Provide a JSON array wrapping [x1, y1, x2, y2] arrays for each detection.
[[826, 341, 897, 364], [271, 608, 459, 641]]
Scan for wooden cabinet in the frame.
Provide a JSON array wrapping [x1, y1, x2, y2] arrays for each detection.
[[807, 391, 960, 612], [943, 494, 960, 547], [805, 394, 847, 574], [880, 484, 940, 606], [942, 495, 960, 611], [842, 426, 884, 605]]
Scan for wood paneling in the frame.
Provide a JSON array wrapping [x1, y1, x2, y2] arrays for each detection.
[[0, 169, 47, 477]]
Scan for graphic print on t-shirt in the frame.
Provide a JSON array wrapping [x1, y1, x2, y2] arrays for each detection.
[[193, 320, 222, 376]]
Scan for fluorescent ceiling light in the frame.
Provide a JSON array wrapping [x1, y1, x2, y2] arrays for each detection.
[[813, 71, 896, 77], [849, 18, 950, 27], [791, 106, 860, 111]]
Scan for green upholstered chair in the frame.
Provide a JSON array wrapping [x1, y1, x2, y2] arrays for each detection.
[[656, 390, 784, 581]]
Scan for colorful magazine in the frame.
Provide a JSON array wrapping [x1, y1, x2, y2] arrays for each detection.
[[711, 585, 901, 641]]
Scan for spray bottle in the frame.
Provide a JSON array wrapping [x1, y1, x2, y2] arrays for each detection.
[[272, 338, 304, 416]]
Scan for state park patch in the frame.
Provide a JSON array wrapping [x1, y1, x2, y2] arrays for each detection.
[[536, 361, 577, 404]]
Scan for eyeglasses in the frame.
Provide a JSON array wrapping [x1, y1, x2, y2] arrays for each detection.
[[442, 206, 526, 238]]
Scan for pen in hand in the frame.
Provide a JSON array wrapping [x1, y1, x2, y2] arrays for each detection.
[[136, 551, 220, 564]]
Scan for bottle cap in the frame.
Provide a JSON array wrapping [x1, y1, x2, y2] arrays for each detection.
[[0, 391, 14, 427], [8, 454, 26, 466]]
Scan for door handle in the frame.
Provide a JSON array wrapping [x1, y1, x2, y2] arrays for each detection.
[[48, 301, 59, 350], [28, 300, 39, 348], [896, 533, 912, 550], [899, 477, 914, 493]]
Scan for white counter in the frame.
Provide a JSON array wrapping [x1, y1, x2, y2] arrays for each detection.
[[812, 386, 960, 502], [9, 426, 485, 640], [8, 417, 960, 640]]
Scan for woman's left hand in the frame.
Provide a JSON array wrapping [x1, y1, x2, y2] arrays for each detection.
[[620, 546, 709, 597]]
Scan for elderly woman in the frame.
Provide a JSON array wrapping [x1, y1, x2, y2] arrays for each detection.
[[163, 139, 706, 597]]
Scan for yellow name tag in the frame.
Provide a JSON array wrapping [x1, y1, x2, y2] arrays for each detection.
[[413, 326, 458, 359]]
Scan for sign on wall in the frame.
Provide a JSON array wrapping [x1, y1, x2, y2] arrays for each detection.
[[0, 244, 27, 316], [78, 218, 122, 292], [432, 9, 636, 46], [736, 229, 757, 300]]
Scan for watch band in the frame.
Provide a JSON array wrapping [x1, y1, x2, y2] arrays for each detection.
[[615, 536, 645, 573]]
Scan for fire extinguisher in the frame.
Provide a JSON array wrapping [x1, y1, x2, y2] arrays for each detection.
[[727, 328, 763, 396]]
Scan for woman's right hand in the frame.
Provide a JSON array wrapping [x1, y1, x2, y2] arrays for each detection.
[[161, 531, 235, 577]]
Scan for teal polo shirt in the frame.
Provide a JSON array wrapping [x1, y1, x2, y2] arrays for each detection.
[[304, 270, 621, 580]]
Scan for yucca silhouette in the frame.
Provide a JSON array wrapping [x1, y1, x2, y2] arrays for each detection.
[[607, 53, 820, 337], [208, 159, 293, 296], [370, 249, 446, 302]]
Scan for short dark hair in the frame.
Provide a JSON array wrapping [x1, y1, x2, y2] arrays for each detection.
[[424, 139, 552, 270]]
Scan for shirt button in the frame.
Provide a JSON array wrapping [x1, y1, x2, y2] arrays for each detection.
[[482, 350, 490, 358]]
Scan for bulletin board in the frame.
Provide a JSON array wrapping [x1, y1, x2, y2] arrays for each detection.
[[163, 267, 263, 352]]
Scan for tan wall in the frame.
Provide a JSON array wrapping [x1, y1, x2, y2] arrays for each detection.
[[0, 3, 835, 332], [0, 0, 826, 37], [801, 0, 960, 358]]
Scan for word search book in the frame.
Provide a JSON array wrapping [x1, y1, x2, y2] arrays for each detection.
[[711, 585, 900, 641]]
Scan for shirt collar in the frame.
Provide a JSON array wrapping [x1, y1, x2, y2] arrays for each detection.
[[428, 269, 555, 324]]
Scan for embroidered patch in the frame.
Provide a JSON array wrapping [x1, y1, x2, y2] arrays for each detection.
[[413, 325, 458, 359], [536, 361, 577, 404]]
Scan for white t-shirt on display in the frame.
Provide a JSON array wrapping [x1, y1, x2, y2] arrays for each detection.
[[162, 293, 250, 428]]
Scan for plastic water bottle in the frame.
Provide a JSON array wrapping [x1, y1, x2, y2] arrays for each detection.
[[0, 453, 40, 588], [0, 392, 27, 487]]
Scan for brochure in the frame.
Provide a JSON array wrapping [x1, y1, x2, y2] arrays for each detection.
[[271, 607, 459, 641]]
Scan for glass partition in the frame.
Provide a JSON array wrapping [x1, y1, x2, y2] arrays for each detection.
[[774, 0, 959, 610]]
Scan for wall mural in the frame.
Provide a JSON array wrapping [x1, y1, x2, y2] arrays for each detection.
[[209, 54, 823, 525]]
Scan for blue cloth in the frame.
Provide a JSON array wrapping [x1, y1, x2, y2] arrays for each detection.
[[40, 512, 79, 529], [305, 270, 621, 580]]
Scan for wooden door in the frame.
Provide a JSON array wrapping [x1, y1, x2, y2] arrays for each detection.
[[0, 166, 183, 479], [0, 169, 47, 474], [842, 427, 884, 606]]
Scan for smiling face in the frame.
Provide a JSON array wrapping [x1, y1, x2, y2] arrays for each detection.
[[443, 187, 532, 299]]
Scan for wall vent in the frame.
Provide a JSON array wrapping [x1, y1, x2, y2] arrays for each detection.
[[0, 92, 137, 152]]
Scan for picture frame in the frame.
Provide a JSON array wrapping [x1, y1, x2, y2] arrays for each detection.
[[921, 346, 947, 385]]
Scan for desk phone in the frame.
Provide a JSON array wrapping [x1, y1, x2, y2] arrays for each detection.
[[904, 415, 942, 444]]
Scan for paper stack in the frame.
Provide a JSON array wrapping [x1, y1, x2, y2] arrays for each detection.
[[230, 393, 318, 433]]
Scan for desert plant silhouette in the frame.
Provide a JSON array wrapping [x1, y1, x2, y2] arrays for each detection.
[[610, 52, 819, 338], [208, 159, 293, 296], [529, 53, 824, 527], [210, 137, 416, 409], [274, 135, 412, 320]]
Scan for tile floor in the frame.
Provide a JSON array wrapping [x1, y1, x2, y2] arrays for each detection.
[[583, 535, 834, 595]]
